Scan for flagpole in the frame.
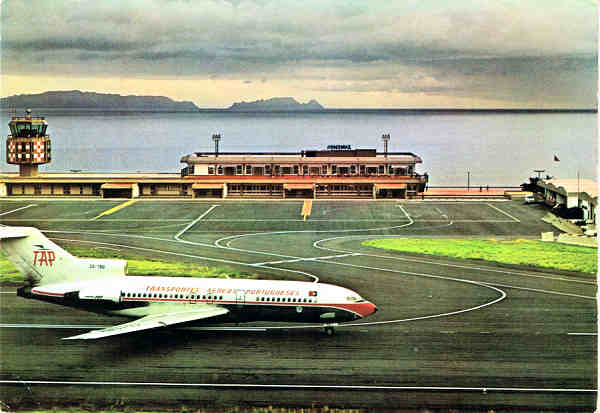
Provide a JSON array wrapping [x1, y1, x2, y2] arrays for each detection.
[[577, 170, 580, 209]]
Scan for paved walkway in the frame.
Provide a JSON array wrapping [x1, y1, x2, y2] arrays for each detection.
[[424, 188, 510, 196]]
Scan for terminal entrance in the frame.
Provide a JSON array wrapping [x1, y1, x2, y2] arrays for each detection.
[[376, 184, 407, 199], [284, 183, 314, 199], [192, 183, 223, 198], [100, 183, 134, 198]]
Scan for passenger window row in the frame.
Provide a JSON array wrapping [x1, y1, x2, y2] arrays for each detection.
[[257, 297, 313, 303], [120, 292, 224, 300], [119, 292, 314, 304]]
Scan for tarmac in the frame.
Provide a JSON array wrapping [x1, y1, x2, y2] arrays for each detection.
[[0, 198, 596, 411]]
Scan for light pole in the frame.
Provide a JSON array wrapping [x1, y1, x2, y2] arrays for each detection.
[[467, 171, 470, 191], [212, 134, 221, 157], [381, 134, 390, 158]]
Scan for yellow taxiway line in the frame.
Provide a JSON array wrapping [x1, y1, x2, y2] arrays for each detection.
[[91, 200, 137, 220], [301, 200, 313, 221]]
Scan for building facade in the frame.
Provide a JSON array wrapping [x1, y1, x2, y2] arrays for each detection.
[[180, 148, 428, 199], [537, 178, 598, 223], [0, 149, 428, 200]]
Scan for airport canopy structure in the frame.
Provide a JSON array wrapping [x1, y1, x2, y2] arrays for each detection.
[[537, 178, 598, 223]]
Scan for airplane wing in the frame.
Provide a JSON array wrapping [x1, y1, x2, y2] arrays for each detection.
[[63, 306, 229, 340]]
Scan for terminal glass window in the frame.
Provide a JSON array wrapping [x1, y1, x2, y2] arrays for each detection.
[[302, 165, 308, 175], [379, 165, 385, 174], [331, 165, 337, 174], [322, 165, 328, 175], [236, 165, 243, 175], [208, 166, 215, 175], [350, 165, 356, 174], [293, 165, 299, 175], [245, 165, 252, 174]]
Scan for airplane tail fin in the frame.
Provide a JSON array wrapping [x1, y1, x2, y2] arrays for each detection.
[[0, 226, 126, 286]]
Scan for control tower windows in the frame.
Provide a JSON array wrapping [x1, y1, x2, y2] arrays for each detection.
[[12, 122, 46, 137]]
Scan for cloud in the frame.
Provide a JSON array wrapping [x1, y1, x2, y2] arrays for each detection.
[[1, 0, 597, 107]]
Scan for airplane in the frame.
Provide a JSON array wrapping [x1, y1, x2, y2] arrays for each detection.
[[0, 226, 377, 339]]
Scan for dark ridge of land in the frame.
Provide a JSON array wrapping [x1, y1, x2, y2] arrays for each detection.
[[228, 97, 325, 111], [1, 90, 199, 112], [200, 107, 596, 114]]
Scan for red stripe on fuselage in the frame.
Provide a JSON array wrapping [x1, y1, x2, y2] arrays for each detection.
[[32, 289, 65, 297], [121, 298, 376, 318]]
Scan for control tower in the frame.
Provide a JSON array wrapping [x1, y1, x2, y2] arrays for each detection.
[[6, 109, 51, 177]]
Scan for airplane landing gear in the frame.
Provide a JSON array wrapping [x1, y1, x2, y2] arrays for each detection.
[[323, 324, 337, 336]]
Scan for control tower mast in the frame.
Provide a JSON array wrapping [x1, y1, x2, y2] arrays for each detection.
[[6, 109, 51, 177]]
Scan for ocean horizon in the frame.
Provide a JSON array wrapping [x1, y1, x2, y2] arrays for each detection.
[[1, 110, 596, 187]]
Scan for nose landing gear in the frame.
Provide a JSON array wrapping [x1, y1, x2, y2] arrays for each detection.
[[322, 324, 338, 336]]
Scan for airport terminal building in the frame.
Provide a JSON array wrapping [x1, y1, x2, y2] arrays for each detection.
[[180, 147, 428, 199], [0, 144, 428, 199]]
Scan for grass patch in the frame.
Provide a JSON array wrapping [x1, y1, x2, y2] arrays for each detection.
[[0, 246, 257, 285], [362, 238, 598, 275]]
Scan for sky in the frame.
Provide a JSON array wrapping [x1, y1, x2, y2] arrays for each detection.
[[1, 0, 597, 109]]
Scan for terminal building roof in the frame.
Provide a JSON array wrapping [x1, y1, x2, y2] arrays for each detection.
[[539, 178, 598, 198], [181, 152, 422, 165]]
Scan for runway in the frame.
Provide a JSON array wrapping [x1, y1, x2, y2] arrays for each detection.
[[0, 199, 596, 411]]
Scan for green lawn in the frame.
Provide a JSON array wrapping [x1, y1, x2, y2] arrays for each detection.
[[0, 246, 257, 285], [362, 238, 598, 275]]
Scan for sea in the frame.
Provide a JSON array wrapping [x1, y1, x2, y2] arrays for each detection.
[[0, 110, 596, 187]]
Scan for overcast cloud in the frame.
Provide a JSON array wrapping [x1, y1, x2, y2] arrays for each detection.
[[1, 0, 597, 107]]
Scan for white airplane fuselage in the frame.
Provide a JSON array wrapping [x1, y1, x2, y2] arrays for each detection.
[[19, 276, 377, 325], [3, 226, 377, 338]]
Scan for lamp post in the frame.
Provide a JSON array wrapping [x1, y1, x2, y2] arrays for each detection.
[[212, 134, 221, 157], [467, 171, 470, 191], [381, 134, 390, 158]]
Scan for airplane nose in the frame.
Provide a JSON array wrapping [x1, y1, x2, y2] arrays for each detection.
[[359, 301, 377, 318]]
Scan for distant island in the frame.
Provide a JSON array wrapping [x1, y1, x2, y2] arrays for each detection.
[[228, 97, 324, 111], [0, 90, 199, 112]]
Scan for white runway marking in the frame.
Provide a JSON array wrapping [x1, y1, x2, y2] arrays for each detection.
[[0, 324, 108, 329], [567, 333, 597, 336], [49, 236, 319, 283], [0, 204, 36, 217], [478, 282, 595, 300], [256, 265, 320, 283], [174, 205, 220, 240], [487, 203, 520, 222], [311, 237, 594, 299], [313, 238, 595, 285], [396, 204, 413, 224], [0, 380, 594, 393], [252, 253, 360, 266], [39, 231, 507, 325], [49, 237, 262, 269]]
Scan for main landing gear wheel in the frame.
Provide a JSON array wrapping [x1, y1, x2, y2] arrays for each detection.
[[323, 325, 336, 336]]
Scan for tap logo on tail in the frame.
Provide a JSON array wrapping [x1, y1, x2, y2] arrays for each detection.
[[33, 244, 55, 267]]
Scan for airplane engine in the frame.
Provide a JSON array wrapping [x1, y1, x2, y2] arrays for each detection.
[[75, 258, 128, 277], [78, 285, 122, 303]]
